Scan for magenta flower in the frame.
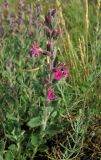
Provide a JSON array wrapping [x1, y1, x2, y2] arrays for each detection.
[[47, 87, 56, 101], [30, 42, 43, 57], [54, 64, 70, 80]]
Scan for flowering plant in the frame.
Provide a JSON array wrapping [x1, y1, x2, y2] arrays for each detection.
[[29, 8, 70, 102], [0, 1, 99, 160], [0, 2, 73, 160]]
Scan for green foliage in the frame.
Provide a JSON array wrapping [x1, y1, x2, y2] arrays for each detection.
[[0, 0, 101, 160], [28, 116, 42, 128]]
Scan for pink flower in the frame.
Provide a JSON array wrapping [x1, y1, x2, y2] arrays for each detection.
[[54, 64, 70, 80], [47, 87, 56, 101], [30, 42, 43, 57]]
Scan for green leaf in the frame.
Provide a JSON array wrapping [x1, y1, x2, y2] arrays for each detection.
[[51, 111, 57, 118], [5, 151, 14, 160], [38, 144, 48, 153], [27, 116, 41, 128], [0, 156, 3, 160], [5, 134, 15, 142], [0, 141, 5, 152], [6, 113, 17, 121], [47, 124, 63, 136], [31, 134, 39, 146], [8, 144, 17, 153]]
